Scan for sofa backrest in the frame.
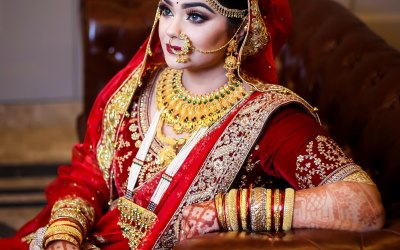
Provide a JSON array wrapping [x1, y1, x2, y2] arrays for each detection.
[[280, 0, 400, 215]]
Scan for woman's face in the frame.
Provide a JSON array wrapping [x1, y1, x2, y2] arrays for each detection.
[[158, 0, 230, 71]]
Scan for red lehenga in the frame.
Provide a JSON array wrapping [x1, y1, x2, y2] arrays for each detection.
[[1, 0, 362, 249]]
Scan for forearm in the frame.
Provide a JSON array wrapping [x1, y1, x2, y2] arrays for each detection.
[[293, 181, 385, 231]]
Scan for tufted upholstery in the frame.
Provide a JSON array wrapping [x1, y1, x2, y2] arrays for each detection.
[[80, 0, 400, 248]]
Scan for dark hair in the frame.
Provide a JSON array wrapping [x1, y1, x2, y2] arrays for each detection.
[[217, 0, 248, 35]]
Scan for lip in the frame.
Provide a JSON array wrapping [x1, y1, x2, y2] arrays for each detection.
[[166, 44, 182, 54]]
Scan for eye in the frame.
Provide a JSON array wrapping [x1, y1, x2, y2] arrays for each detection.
[[187, 11, 208, 23], [159, 4, 173, 17]]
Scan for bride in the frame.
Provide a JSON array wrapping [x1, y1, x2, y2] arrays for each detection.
[[2, 0, 384, 249]]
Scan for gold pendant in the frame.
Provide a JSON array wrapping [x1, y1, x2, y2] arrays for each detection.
[[156, 145, 176, 167]]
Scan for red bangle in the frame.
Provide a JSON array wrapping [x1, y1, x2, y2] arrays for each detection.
[[270, 189, 275, 230], [280, 190, 285, 230]]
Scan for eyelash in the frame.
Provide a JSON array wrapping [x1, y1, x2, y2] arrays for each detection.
[[158, 3, 209, 24]]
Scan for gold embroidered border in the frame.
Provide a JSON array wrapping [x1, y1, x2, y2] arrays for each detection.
[[96, 65, 142, 182], [154, 85, 320, 249], [296, 135, 361, 188]]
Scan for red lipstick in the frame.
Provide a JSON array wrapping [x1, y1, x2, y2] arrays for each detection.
[[166, 44, 182, 54]]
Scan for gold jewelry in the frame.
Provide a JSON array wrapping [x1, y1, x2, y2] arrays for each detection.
[[156, 67, 247, 134], [239, 188, 248, 231], [215, 193, 228, 230], [224, 36, 238, 84], [117, 197, 157, 249], [273, 189, 281, 231], [250, 187, 266, 231], [205, 0, 247, 18], [226, 189, 239, 231], [50, 208, 88, 235], [265, 188, 272, 231], [282, 188, 295, 231], [169, 33, 192, 63], [155, 119, 189, 167], [44, 225, 83, 245], [43, 234, 79, 249]]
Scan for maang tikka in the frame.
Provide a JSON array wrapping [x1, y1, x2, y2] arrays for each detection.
[[169, 33, 192, 63]]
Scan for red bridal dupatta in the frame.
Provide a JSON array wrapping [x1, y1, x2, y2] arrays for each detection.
[[0, 0, 332, 249]]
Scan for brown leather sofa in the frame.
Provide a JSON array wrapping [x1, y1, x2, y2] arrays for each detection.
[[80, 0, 400, 248]]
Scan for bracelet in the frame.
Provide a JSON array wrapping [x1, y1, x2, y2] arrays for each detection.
[[50, 208, 88, 235], [239, 188, 248, 231], [282, 188, 295, 231], [250, 187, 266, 231], [43, 233, 79, 249], [273, 189, 281, 231], [214, 193, 228, 230], [50, 220, 83, 234], [265, 189, 272, 231], [44, 225, 83, 245], [51, 197, 95, 225], [226, 189, 239, 231]]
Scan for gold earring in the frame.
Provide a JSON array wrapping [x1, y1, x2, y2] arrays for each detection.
[[224, 36, 238, 83], [169, 33, 192, 63]]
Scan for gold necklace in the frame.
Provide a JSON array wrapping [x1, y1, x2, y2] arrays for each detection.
[[155, 119, 189, 168], [156, 67, 247, 134]]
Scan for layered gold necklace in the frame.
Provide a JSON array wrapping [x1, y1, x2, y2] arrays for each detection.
[[156, 67, 247, 134]]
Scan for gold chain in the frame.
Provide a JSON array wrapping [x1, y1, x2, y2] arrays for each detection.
[[156, 67, 247, 134]]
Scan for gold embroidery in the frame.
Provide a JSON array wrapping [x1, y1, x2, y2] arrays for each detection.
[[97, 66, 142, 182], [342, 170, 375, 185], [242, 0, 269, 57], [155, 85, 320, 248], [296, 135, 360, 188]]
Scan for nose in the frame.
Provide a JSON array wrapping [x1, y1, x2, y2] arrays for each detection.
[[165, 16, 181, 39]]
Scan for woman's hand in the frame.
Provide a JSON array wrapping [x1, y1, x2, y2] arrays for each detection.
[[46, 241, 79, 250], [179, 200, 220, 241]]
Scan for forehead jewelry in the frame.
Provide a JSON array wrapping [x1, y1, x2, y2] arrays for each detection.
[[205, 0, 247, 18], [168, 33, 192, 63]]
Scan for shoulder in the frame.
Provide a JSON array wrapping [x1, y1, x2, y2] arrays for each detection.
[[242, 82, 320, 124]]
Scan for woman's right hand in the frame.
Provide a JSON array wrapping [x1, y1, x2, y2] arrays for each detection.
[[46, 241, 79, 250]]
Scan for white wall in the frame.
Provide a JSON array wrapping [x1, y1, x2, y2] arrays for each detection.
[[0, 0, 82, 103]]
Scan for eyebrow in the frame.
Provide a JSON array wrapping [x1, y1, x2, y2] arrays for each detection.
[[163, 0, 216, 14]]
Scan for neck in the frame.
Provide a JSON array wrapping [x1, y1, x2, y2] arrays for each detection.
[[181, 64, 228, 95]]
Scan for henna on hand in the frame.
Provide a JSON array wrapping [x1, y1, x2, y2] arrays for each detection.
[[293, 181, 384, 231], [46, 241, 79, 250], [179, 200, 220, 241]]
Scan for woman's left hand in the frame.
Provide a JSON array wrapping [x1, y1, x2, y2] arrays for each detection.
[[179, 200, 220, 241]]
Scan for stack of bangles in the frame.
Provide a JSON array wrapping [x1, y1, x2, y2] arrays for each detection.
[[42, 197, 95, 248], [214, 187, 295, 232]]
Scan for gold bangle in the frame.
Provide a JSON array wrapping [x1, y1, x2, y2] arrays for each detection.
[[265, 189, 272, 231], [51, 197, 95, 224], [226, 189, 239, 231], [43, 234, 79, 249], [250, 187, 266, 232], [239, 188, 248, 231], [44, 225, 83, 244], [282, 188, 295, 231], [50, 220, 83, 234], [50, 208, 88, 235], [274, 189, 281, 232], [215, 193, 228, 230]]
